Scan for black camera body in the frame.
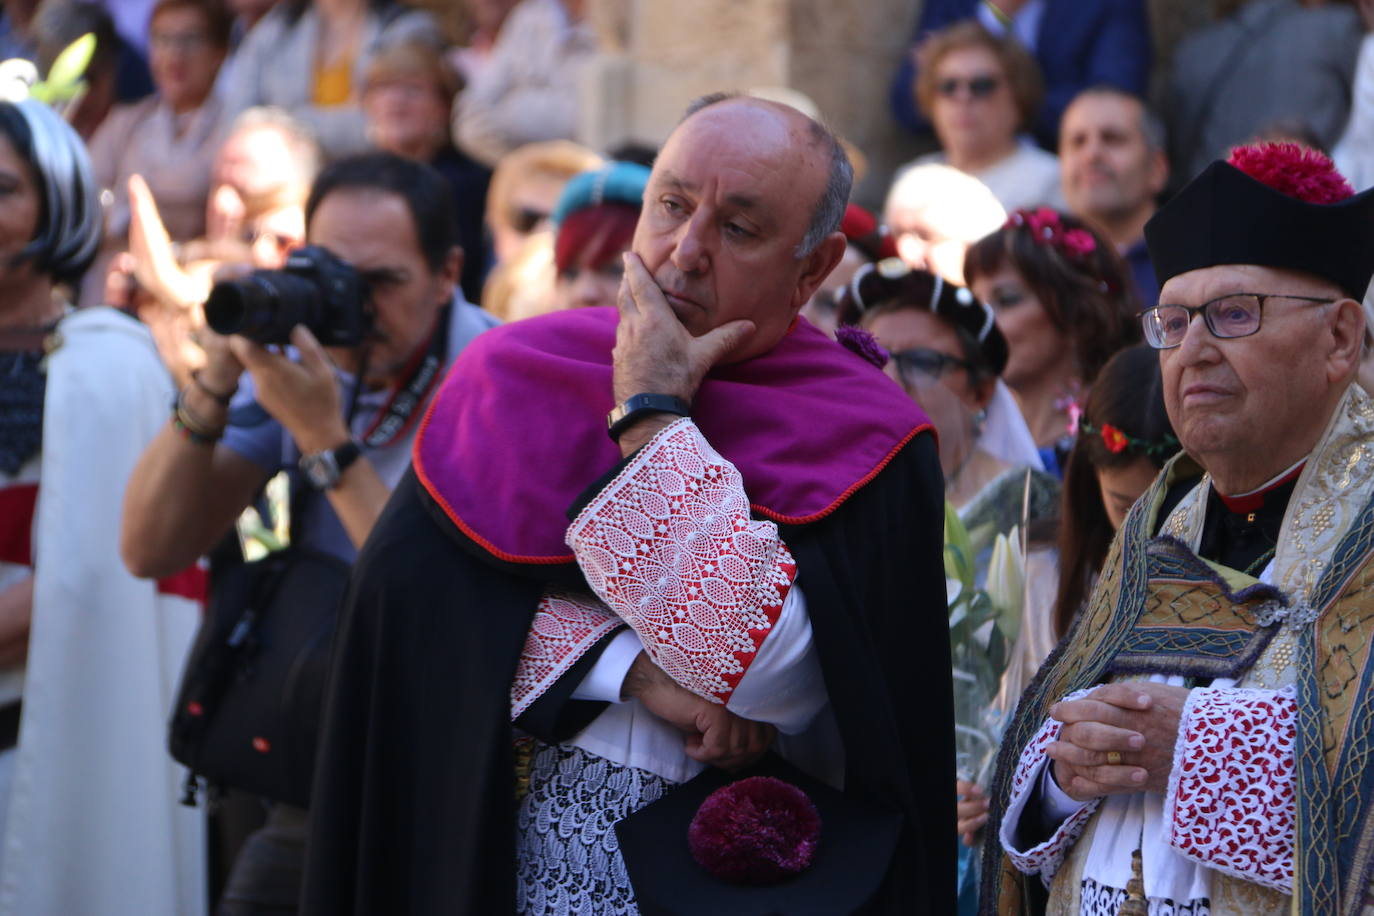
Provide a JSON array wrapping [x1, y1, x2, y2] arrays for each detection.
[[204, 246, 371, 347]]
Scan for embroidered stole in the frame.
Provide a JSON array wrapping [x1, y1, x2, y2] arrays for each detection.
[[988, 385, 1374, 915]]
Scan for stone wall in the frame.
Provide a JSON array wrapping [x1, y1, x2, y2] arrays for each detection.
[[580, 0, 926, 209]]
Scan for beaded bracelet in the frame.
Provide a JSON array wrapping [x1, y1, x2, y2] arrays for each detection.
[[172, 390, 225, 445], [172, 413, 219, 446], [190, 369, 236, 407]]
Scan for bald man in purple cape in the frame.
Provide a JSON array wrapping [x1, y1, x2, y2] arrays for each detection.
[[302, 93, 955, 915]]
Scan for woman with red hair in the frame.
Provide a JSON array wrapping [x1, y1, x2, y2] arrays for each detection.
[[550, 161, 649, 311]]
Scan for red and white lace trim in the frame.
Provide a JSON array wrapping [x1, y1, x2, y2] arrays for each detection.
[[511, 591, 624, 719], [568, 419, 797, 704], [1164, 685, 1296, 892], [1001, 691, 1101, 886]]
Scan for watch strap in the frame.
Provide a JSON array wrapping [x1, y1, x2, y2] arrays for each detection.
[[300, 438, 363, 490], [332, 439, 363, 475], [606, 394, 691, 442]]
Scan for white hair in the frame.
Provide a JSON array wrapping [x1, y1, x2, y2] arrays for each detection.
[[7, 99, 101, 283], [883, 163, 1006, 244]]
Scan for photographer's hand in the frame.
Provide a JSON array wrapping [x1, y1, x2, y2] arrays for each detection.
[[228, 325, 348, 453], [612, 253, 754, 457], [230, 325, 393, 549]]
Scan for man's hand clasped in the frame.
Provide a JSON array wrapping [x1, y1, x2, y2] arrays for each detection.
[[620, 652, 775, 771], [1046, 681, 1189, 801], [611, 253, 754, 455]]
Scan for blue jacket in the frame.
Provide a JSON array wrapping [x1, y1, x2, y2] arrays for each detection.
[[889, 0, 1151, 149]]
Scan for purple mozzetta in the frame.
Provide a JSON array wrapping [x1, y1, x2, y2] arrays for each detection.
[[413, 307, 932, 565]]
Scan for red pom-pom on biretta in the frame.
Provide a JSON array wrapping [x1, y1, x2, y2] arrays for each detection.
[[1227, 142, 1355, 205], [687, 776, 821, 885]]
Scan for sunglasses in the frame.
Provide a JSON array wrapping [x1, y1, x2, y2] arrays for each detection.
[[936, 75, 1001, 100], [509, 206, 550, 235]]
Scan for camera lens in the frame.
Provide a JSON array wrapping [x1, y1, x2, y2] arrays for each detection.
[[205, 272, 324, 345]]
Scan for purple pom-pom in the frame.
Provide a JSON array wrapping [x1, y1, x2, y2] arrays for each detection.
[[834, 325, 889, 369], [687, 776, 821, 885]]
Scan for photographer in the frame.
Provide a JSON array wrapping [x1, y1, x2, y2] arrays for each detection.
[[120, 152, 497, 913]]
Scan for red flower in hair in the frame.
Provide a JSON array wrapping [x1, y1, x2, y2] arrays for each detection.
[[1100, 424, 1130, 454], [1025, 207, 1062, 241], [1061, 228, 1096, 257]]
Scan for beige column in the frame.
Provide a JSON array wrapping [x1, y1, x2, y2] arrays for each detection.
[[581, 0, 925, 207]]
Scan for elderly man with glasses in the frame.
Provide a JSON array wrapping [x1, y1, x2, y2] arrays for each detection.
[[981, 142, 1374, 915]]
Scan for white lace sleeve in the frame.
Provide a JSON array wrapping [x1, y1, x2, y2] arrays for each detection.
[[567, 418, 797, 705], [510, 591, 624, 719], [1163, 685, 1296, 893], [1000, 690, 1101, 887]]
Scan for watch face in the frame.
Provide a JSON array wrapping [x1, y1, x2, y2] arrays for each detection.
[[300, 452, 339, 489]]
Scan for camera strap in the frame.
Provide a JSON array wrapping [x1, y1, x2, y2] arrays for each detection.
[[359, 305, 451, 449]]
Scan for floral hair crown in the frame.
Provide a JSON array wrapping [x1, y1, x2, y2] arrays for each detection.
[[1005, 207, 1096, 260], [1078, 417, 1179, 458], [1005, 207, 1121, 294]]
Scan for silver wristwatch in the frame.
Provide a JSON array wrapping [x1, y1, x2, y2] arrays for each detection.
[[299, 439, 363, 490]]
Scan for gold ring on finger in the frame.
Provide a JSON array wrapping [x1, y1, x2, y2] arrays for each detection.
[[1106, 751, 1123, 766]]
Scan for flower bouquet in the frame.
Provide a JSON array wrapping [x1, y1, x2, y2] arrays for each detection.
[[943, 500, 1024, 786]]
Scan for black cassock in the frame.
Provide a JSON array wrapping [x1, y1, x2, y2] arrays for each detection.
[[301, 430, 954, 915]]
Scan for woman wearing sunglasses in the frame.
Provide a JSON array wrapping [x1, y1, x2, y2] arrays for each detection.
[[838, 261, 1044, 509], [840, 261, 1056, 916], [901, 20, 1064, 214]]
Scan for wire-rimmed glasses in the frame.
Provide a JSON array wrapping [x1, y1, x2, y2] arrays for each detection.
[[1139, 293, 1336, 349]]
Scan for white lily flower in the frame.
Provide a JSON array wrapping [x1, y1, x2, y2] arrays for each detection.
[[986, 526, 1025, 643]]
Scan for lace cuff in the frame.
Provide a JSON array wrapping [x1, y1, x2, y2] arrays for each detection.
[[511, 591, 624, 719], [1163, 685, 1296, 893], [1000, 693, 1101, 887], [567, 418, 797, 704]]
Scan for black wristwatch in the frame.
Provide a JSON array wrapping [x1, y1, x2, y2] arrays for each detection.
[[606, 394, 691, 441], [299, 439, 363, 490]]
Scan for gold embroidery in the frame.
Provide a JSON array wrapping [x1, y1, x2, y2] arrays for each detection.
[[1275, 386, 1374, 612], [1209, 871, 1290, 915], [1242, 626, 1299, 691]]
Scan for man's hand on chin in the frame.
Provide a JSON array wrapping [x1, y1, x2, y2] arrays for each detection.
[[620, 651, 775, 771], [610, 253, 754, 456]]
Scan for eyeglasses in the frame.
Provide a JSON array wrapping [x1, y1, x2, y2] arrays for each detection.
[[892, 347, 974, 387], [150, 31, 211, 53], [1140, 293, 1336, 349], [935, 75, 1001, 100]]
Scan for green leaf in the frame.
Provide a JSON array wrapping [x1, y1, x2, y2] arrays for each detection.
[[943, 500, 975, 587], [46, 34, 96, 92]]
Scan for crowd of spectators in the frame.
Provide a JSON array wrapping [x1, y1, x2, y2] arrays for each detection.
[[3, 0, 1374, 912]]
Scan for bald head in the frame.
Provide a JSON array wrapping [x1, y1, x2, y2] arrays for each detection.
[[630, 92, 851, 361], [676, 94, 852, 256]]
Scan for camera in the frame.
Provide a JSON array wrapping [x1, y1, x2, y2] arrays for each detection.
[[204, 246, 371, 347]]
